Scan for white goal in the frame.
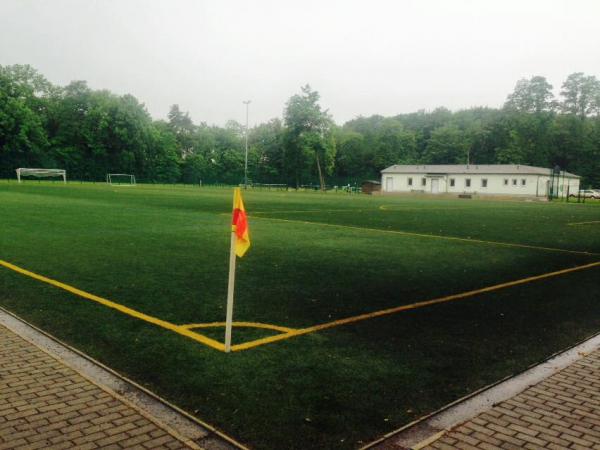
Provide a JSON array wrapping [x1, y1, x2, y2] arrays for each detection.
[[106, 173, 136, 186], [16, 168, 66, 183]]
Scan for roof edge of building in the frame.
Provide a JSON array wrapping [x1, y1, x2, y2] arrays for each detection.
[[380, 164, 579, 178]]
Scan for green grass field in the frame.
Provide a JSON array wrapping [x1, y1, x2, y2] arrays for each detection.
[[1, 181, 599, 449]]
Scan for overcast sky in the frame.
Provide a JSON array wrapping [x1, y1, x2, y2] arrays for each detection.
[[1, 0, 599, 126]]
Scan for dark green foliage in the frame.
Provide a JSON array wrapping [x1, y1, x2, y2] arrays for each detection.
[[0, 65, 50, 173], [560, 72, 600, 117], [283, 85, 335, 187], [248, 119, 285, 183], [504, 76, 555, 113], [422, 124, 469, 164], [1, 65, 600, 188]]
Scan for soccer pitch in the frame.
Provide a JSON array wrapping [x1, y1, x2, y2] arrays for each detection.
[[1, 181, 600, 449]]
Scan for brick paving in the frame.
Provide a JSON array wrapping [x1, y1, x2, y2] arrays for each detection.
[[423, 349, 600, 450], [0, 324, 194, 449]]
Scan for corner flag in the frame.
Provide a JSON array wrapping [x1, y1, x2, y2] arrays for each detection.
[[225, 187, 251, 352], [232, 188, 250, 257]]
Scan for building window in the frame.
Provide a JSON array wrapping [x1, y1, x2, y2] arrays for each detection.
[[421, 178, 426, 186], [408, 177, 413, 186], [512, 179, 517, 186], [503, 179, 509, 186], [481, 179, 488, 188], [465, 178, 471, 187], [450, 178, 455, 187], [521, 179, 526, 186]]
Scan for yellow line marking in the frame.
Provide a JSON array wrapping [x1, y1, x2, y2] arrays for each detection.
[[181, 321, 296, 333], [253, 209, 360, 214], [568, 220, 600, 226], [3, 258, 600, 353], [0, 259, 226, 352], [230, 261, 600, 351], [249, 215, 598, 256], [251, 206, 478, 214], [378, 205, 473, 211]]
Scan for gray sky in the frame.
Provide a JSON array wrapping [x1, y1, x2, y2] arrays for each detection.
[[2, 0, 599, 126]]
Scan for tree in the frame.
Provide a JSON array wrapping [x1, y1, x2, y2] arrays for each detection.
[[167, 104, 194, 132], [548, 114, 587, 174], [560, 72, 600, 117], [148, 121, 181, 182], [167, 104, 196, 157], [215, 148, 244, 184], [457, 108, 504, 164], [580, 118, 600, 187], [333, 128, 367, 181], [0, 65, 51, 177], [248, 118, 284, 183], [493, 112, 553, 166], [181, 153, 208, 184], [504, 76, 555, 113], [3, 64, 600, 188], [394, 108, 453, 159], [46, 82, 172, 181], [371, 118, 417, 169], [45, 80, 93, 178], [283, 85, 335, 188], [422, 125, 470, 164]]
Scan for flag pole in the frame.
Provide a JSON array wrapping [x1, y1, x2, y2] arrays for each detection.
[[224, 210, 237, 353], [225, 187, 250, 353]]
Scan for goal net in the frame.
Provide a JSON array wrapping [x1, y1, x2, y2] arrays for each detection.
[[107, 173, 136, 186], [16, 168, 66, 183]]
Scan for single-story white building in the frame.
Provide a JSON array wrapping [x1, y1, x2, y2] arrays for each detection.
[[381, 164, 580, 198]]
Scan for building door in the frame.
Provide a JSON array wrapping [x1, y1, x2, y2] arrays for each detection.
[[431, 178, 439, 194], [385, 177, 393, 192]]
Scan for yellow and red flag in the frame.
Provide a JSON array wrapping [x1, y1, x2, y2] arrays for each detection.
[[231, 188, 250, 257]]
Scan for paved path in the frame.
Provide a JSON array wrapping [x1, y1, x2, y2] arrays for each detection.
[[422, 349, 600, 450], [0, 324, 195, 450]]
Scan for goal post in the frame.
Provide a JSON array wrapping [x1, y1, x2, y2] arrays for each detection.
[[16, 168, 66, 183], [107, 173, 136, 186]]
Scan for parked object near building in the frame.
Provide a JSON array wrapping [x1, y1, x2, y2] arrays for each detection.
[[361, 180, 381, 195], [571, 189, 600, 199], [380, 164, 580, 198]]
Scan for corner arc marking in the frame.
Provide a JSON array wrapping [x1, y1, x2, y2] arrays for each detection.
[[181, 321, 296, 334]]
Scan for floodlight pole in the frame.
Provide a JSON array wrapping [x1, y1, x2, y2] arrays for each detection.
[[243, 100, 251, 189]]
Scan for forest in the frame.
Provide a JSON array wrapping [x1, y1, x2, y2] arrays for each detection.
[[1, 64, 599, 188]]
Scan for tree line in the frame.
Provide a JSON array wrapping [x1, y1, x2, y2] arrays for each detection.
[[1, 65, 599, 188]]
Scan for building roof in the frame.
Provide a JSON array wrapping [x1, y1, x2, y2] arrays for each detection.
[[381, 164, 579, 178]]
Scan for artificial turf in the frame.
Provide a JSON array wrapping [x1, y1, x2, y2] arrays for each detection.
[[1, 181, 599, 449]]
